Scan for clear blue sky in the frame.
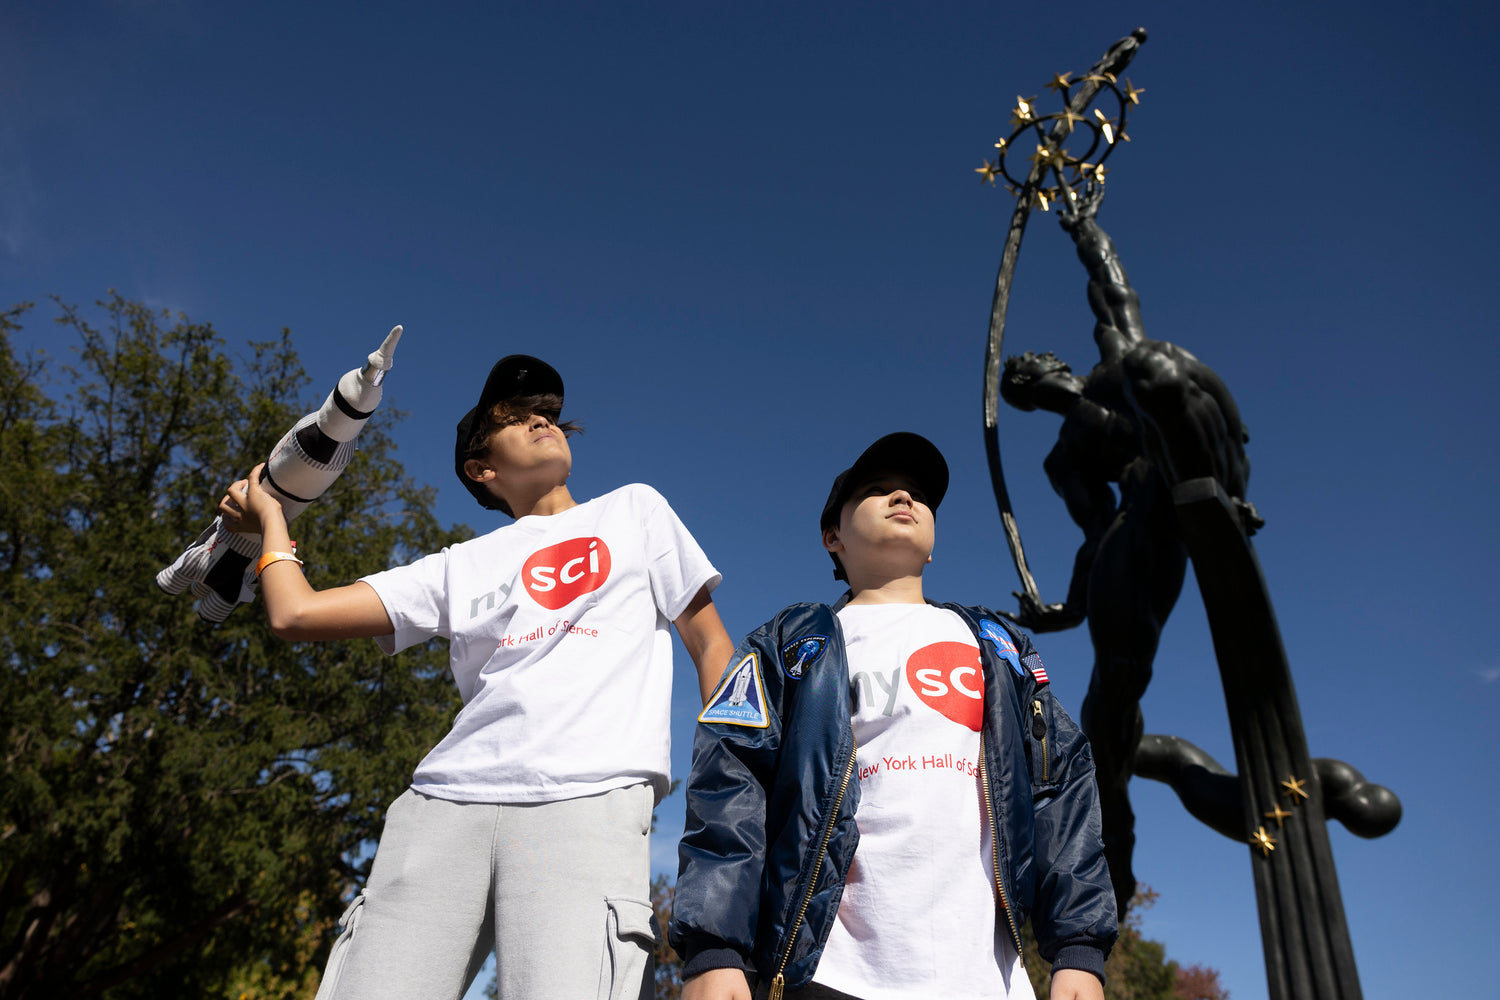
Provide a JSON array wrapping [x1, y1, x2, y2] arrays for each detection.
[[4, 2, 1496, 997]]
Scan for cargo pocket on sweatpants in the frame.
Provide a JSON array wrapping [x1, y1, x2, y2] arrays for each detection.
[[313, 890, 368, 1000], [597, 896, 655, 1000]]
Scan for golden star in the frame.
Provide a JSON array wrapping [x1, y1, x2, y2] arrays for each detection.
[[1264, 803, 1294, 827], [1056, 109, 1084, 134], [1281, 776, 1310, 802], [1045, 72, 1073, 93], [1035, 189, 1052, 212], [1123, 78, 1145, 104], [1251, 827, 1277, 856], [1028, 144, 1067, 170], [1093, 109, 1115, 145], [993, 136, 1009, 151], [1085, 72, 1117, 85], [975, 159, 1001, 185], [1012, 95, 1036, 123]]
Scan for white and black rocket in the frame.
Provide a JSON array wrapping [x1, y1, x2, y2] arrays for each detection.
[[156, 325, 404, 623]]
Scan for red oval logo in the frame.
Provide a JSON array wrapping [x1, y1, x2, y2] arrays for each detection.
[[905, 641, 983, 731], [521, 537, 612, 610]]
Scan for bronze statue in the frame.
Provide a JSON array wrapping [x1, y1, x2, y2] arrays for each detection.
[[999, 182, 1260, 914], [978, 37, 1398, 998]]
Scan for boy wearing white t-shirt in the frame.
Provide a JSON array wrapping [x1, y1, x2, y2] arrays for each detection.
[[669, 433, 1116, 1000], [220, 355, 734, 1000]]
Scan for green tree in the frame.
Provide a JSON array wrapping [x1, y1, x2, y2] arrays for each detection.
[[0, 295, 466, 999], [1173, 963, 1229, 1000], [650, 874, 683, 1000]]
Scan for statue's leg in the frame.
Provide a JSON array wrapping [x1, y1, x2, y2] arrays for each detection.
[[1080, 674, 1144, 917], [1080, 482, 1187, 917]]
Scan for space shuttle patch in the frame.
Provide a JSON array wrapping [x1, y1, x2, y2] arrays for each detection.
[[699, 651, 771, 728]]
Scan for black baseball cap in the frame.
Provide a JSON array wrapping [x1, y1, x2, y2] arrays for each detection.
[[454, 355, 565, 511], [820, 432, 949, 531]]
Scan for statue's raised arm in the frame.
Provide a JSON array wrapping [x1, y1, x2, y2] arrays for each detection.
[[1059, 183, 1146, 364]]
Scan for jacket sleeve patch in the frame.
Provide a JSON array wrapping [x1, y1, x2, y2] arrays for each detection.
[[1022, 651, 1049, 684], [979, 618, 1025, 676], [779, 634, 828, 680], [698, 651, 771, 728]]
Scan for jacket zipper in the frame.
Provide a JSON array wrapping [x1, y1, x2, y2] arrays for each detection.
[[768, 729, 857, 1000], [1032, 699, 1049, 782], [979, 732, 1025, 966]]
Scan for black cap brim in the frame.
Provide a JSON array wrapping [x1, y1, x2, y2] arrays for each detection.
[[820, 432, 949, 531], [454, 355, 565, 512]]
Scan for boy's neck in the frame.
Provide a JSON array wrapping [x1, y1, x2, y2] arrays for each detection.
[[509, 484, 577, 519], [843, 574, 926, 607]]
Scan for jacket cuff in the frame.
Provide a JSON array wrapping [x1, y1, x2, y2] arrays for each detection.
[[1051, 943, 1107, 982], [681, 946, 754, 981]]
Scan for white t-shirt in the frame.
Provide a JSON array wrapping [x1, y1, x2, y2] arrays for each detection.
[[361, 483, 720, 805], [813, 603, 1033, 1000]]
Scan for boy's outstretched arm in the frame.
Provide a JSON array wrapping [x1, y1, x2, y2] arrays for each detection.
[[1052, 967, 1105, 1000], [219, 463, 394, 641], [673, 586, 735, 704]]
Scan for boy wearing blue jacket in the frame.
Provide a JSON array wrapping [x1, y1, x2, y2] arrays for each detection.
[[669, 433, 1116, 1000]]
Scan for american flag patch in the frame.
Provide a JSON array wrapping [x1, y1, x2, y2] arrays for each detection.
[[1022, 652, 1049, 684]]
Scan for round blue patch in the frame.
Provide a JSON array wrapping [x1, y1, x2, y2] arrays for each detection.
[[780, 634, 828, 680]]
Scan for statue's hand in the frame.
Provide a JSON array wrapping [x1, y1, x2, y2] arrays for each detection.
[[1059, 181, 1104, 230], [998, 592, 1084, 633]]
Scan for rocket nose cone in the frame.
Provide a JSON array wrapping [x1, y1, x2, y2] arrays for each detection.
[[368, 325, 403, 370]]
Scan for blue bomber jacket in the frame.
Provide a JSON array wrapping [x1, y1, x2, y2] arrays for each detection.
[[668, 601, 1117, 993]]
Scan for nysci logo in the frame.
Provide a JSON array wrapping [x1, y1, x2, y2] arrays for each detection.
[[905, 641, 984, 731], [522, 537, 612, 610]]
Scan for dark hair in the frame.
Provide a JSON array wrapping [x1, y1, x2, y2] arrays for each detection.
[[462, 393, 582, 516], [463, 392, 582, 459]]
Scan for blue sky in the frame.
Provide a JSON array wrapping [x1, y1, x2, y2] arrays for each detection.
[[4, 2, 1497, 997]]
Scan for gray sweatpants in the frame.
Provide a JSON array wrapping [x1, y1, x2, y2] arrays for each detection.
[[314, 783, 656, 1000]]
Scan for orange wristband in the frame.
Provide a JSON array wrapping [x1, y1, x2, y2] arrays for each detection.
[[255, 550, 304, 578]]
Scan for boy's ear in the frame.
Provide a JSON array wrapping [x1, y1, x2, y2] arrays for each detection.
[[822, 525, 842, 555], [462, 458, 495, 485]]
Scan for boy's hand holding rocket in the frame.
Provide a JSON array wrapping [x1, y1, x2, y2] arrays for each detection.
[[155, 325, 403, 623]]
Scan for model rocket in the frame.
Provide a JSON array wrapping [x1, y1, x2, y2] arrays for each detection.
[[156, 325, 404, 623]]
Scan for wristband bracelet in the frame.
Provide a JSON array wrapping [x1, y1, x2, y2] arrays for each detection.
[[256, 550, 304, 578]]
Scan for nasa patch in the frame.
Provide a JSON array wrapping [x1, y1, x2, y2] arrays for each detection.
[[979, 618, 1025, 676], [780, 634, 828, 680], [699, 652, 771, 728]]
